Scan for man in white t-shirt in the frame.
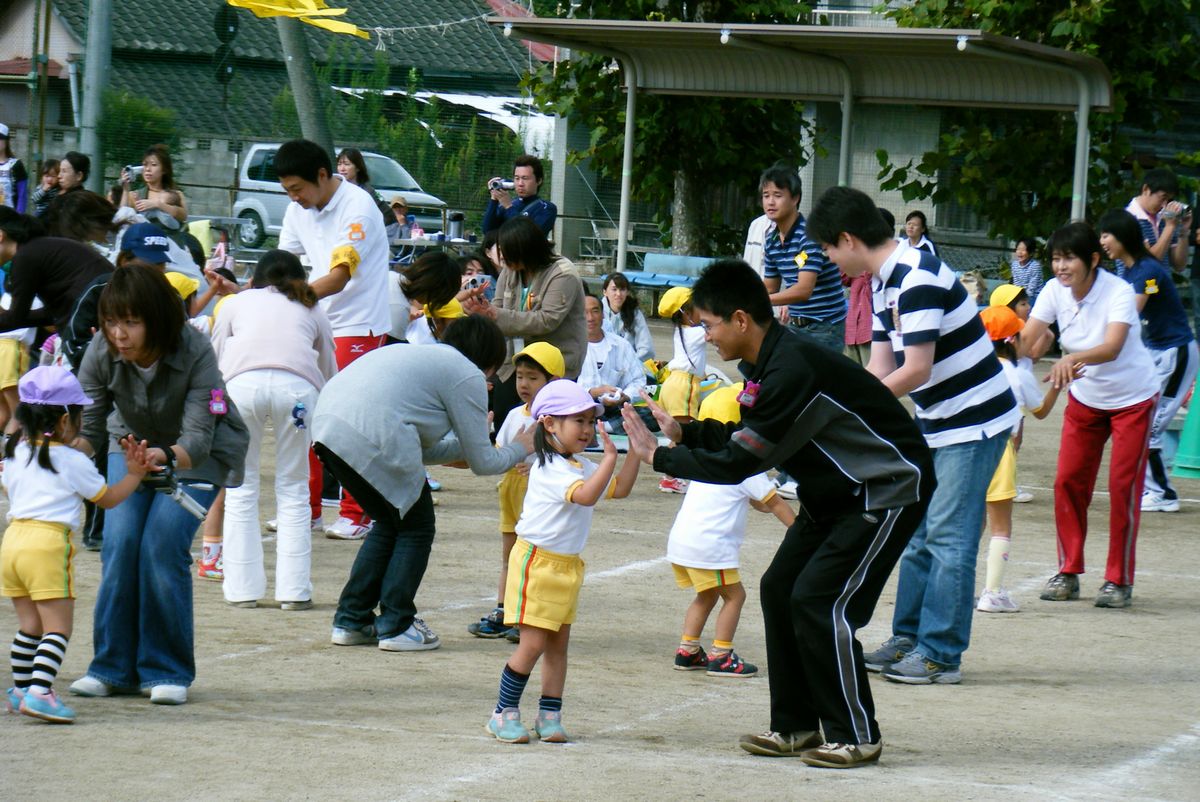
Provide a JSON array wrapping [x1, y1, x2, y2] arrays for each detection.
[[577, 295, 645, 433], [276, 139, 391, 540]]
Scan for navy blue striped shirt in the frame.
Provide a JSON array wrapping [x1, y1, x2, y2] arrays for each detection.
[[872, 243, 1019, 448], [763, 214, 847, 324]]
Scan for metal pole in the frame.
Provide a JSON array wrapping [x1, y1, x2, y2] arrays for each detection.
[[837, 67, 853, 187], [615, 58, 638, 273], [1070, 76, 1091, 220], [79, 0, 113, 193]]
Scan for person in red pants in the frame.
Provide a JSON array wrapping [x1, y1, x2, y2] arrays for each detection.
[[1020, 221, 1159, 609]]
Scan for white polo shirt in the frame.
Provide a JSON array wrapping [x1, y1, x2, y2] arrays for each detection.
[[1030, 268, 1159, 410], [516, 454, 599, 555], [667, 473, 776, 570], [279, 177, 390, 338]]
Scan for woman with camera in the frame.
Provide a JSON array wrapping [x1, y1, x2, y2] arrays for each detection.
[[69, 265, 248, 705], [121, 144, 188, 225]]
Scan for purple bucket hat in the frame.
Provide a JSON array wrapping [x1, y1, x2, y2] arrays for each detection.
[[18, 366, 93, 406], [530, 379, 603, 419]]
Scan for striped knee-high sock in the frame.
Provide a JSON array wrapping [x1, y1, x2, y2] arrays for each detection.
[[495, 663, 530, 713], [29, 633, 69, 693], [10, 631, 39, 690]]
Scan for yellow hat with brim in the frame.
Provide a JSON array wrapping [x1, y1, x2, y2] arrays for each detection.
[[698, 383, 744, 424], [422, 299, 465, 320], [164, 271, 200, 301], [989, 283, 1024, 308], [514, 341, 565, 379], [658, 286, 692, 318]]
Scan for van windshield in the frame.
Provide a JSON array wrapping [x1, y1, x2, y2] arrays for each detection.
[[364, 155, 421, 192]]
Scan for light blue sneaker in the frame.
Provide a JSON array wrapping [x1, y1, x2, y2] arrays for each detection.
[[5, 686, 24, 714], [534, 710, 569, 743], [486, 707, 530, 744], [20, 688, 76, 723], [426, 471, 442, 492], [378, 618, 440, 652]]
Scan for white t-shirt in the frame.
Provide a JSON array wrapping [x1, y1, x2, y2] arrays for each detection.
[[667, 325, 707, 375], [3, 442, 107, 528], [516, 454, 599, 554], [742, 214, 771, 278], [1030, 269, 1159, 410], [667, 473, 776, 569], [999, 358, 1044, 435], [0, 292, 41, 344], [279, 177, 391, 337], [496, 404, 535, 467]]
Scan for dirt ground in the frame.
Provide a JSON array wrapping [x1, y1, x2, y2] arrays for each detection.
[[1, 320, 1198, 802]]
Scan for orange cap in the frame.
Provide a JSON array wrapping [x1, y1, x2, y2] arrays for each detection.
[[979, 305, 1024, 341]]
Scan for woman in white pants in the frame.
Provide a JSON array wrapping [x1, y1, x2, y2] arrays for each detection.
[[211, 251, 337, 607]]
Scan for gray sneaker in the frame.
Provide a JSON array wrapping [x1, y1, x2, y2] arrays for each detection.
[[1094, 581, 1132, 608], [800, 739, 883, 769], [863, 636, 914, 673], [1039, 572, 1080, 601], [331, 625, 376, 646], [737, 730, 822, 757], [881, 650, 961, 685]]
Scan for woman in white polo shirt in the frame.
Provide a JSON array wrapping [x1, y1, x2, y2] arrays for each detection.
[[1021, 222, 1158, 609]]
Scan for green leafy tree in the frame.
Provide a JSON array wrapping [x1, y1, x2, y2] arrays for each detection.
[[97, 90, 181, 181], [875, 0, 1200, 240], [526, 1, 815, 255]]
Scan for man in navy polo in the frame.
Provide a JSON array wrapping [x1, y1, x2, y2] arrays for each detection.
[[481, 154, 557, 235]]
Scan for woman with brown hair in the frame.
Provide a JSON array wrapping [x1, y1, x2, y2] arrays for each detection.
[[336, 147, 390, 223], [121, 144, 187, 224]]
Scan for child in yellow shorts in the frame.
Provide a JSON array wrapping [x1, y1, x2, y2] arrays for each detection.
[[467, 341, 564, 640], [669, 383, 796, 677], [655, 286, 706, 494], [2, 367, 151, 723], [486, 380, 639, 744]]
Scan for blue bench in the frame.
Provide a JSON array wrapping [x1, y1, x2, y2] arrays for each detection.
[[623, 254, 717, 313]]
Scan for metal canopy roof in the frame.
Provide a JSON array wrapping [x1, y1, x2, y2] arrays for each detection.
[[491, 19, 1112, 112]]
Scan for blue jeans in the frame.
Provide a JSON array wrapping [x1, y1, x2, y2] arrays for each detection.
[[891, 431, 1007, 667], [88, 453, 216, 689], [789, 318, 846, 353]]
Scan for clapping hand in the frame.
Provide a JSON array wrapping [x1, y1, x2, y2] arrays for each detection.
[[620, 402, 661, 466]]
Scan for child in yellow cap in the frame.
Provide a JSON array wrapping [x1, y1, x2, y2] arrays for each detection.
[[468, 341, 565, 641], [656, 287, 706, 494]]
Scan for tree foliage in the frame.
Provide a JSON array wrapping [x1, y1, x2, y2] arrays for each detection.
[[526, 1, 815, 255], [98, 90, 181, 181], [875, 0, 1200, 240]]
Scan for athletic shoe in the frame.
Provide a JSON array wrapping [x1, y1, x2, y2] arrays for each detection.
[[325, 517, 371, 540], [976, 588, 1020, 613], [82, 534, 102, 552], [280, 599, 313, 611], [800, 740, 882, 769], [505, 626, 521, 644], [534, 710, 569, 743], [737, 730, 822, 757], [378, 618, 440, 652], [426, 471, 442, 492], [658, 477, 688, 494], [673, 645, 709, 671], [331, 625, 376, 646], [20, 688, 76, 723], [1141, 491, 1180, 512], [706, 650, 758, 678], [267, 517, 324, 533], [1094, 581, 1133, 608], [468, 607, 515, 639], [863, 635, 914, 673], [881, 651, 961, 685], [196, 554, 223, 581], [486, 707, 530, 744], [69, 675, 114, 697], [226, 599, 257, 609], [1013, 488, 1034, 504], [5, 686, 24, 713], [149, 685, 188, 705], [1039, 572, 1080, 601], [774, 480, 799, 500]]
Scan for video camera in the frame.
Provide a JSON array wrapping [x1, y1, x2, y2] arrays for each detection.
[[142, 462, 209, 521], [489, 178, 515, 192]]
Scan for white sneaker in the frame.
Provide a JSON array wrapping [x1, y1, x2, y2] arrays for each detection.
[[976, 588, 1020, 613], [266, 517, 323, 533], [331, 626, 375, 646], [149, 684, 188, 705], [69, 675, 113, 697], [1141, 492, 1180, 512], [1013, 488, 1034, 504], [774, 480, 798, 500], [325, 517, 371, 540], [378, 617, 440, 652]]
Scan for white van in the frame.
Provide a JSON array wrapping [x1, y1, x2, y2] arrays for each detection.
[[232, 143, 446, 247]]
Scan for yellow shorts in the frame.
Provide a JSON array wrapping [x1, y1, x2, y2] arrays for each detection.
[[0, 338, 29, 390], [986, 438, 1018, 502], [503, 538, 584, 631], [498, 469, 529, 533], [0, 520, 76, 600], [673, 564, 742, 592], [659, 371, 702, 419]]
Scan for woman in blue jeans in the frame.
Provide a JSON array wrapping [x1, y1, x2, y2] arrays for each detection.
[[68, 266, 248, 705]]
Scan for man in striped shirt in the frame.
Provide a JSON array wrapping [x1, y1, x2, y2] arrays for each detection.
[[809, 187, 1019, 686], [759, 164, 847, 352]]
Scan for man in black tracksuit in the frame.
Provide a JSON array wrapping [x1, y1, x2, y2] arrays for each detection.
[[623, 259, 934, 769]]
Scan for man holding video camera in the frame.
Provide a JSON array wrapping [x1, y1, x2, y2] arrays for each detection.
[[481, 154, 557, 236]]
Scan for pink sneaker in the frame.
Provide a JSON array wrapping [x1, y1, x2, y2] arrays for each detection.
[[658, 477, 688, 494], [197, 554, 223, 581]]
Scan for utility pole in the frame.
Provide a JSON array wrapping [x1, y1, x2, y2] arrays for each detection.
[[78, 0, 112, 193], [276, 17, 335, 156]]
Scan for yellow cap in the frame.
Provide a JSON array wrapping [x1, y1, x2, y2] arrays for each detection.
[[658, 286, 692, 318], [698, 383, 744, 424], [989, 283, 1024, 308], [514, 341, 565, 378], [422, 299, 465, 320], [164, 271, 200, 301]]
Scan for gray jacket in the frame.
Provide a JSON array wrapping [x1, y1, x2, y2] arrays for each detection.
[[79, 326, 249, 487], [493, 256, 587, 381]]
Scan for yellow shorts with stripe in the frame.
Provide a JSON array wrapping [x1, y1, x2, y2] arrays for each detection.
[[0, 338, 30, 390], [659, 371, 702, 419], [503, 538, 585, 632], [673, 564, 742, 592], [498, 469, 529, 533], [0, 520, 76, 600], [986, 438, 1018, 503]]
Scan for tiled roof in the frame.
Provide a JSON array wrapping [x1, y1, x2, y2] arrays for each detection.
[[54, 0, 533, 81]]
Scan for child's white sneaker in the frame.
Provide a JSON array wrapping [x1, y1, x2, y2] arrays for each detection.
[[976, 588, 1019, 613]]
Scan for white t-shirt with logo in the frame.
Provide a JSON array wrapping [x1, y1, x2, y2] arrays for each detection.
[[3, 442, 107, 528], [667, 473, 776, 570], [279, 178, 390, 337], [516, 454, 599, 555]]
